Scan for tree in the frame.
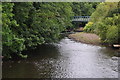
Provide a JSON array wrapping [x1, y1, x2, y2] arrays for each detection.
[[2, 2, 74, 58], [84, 2, 120, 45], [2, 3, 25, 58]]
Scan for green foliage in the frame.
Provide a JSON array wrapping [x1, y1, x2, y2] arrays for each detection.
[[84, 2, 120, 44], [72, 2, 99, 16], [71, 2, 99, 28], [106, 26, 118, 44], [2, 2, 105, 58], [2, 3, 26, 58], [90, 2, 118, 23], [83, 22, 93, 32], [105, 14, 119, 44], [2, 2, 74, 58]]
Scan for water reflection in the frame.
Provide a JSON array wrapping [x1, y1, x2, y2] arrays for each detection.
[[3, 37, 118, 78]]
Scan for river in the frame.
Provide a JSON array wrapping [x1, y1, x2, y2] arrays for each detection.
[[2, 37, 118, 78]]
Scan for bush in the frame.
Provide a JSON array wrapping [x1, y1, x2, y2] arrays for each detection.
[[86, 2, 120, 44], [83, 22, 93, 32], [106, 26, 118, 44]]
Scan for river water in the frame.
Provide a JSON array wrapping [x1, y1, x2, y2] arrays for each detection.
[[3, 37, 118, 78]]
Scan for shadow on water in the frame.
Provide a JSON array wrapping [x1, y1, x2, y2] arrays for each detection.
[[3, 44, 62, 78], [27, 44, 61, 60], [98, 47, 118, 57]]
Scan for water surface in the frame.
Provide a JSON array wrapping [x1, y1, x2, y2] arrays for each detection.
[[3, 37, 118, 78]]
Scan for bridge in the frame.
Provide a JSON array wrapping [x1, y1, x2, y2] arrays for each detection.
[[72, 16, 90, 22]]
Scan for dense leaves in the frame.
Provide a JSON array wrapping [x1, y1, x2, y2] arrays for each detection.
[[71, 2, 99, 29], [84, 2, 120, 45], [72, 2, 99, 16], [2, 2, 100, 58], [2, 2, 74, 58], [2, 3, 25, 58]]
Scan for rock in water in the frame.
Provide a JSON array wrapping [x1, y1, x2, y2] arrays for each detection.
[[112, 56, 118, 60]]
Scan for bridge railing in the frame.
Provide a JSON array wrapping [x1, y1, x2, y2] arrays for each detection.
[[71, 16, 90, 18], [72, 16, 90, 22]]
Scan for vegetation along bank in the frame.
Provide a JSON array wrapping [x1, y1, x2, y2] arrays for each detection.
[[2, 2, 99, 58], [2, 2, 120, 59], [69, 2, 120, 48]]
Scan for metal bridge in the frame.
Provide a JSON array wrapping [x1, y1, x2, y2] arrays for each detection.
[[72, 16, 90, 22]]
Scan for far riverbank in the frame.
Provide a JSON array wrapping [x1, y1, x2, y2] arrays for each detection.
[[68, 32, 120, 56], [68, 32, 101, 45]]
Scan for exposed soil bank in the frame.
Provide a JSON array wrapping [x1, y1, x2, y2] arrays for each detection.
[[68, 32, 101, 45]]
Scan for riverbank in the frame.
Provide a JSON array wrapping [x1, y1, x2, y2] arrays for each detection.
[[68, 32, 101, 45]]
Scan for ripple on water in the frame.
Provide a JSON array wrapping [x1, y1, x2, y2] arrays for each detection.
[[3, 37, 118, 78]]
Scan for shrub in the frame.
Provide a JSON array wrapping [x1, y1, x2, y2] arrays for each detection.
[[87, 2, 120, 44], [106, 26, 118, 44], [83, 22, 93, 32]]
